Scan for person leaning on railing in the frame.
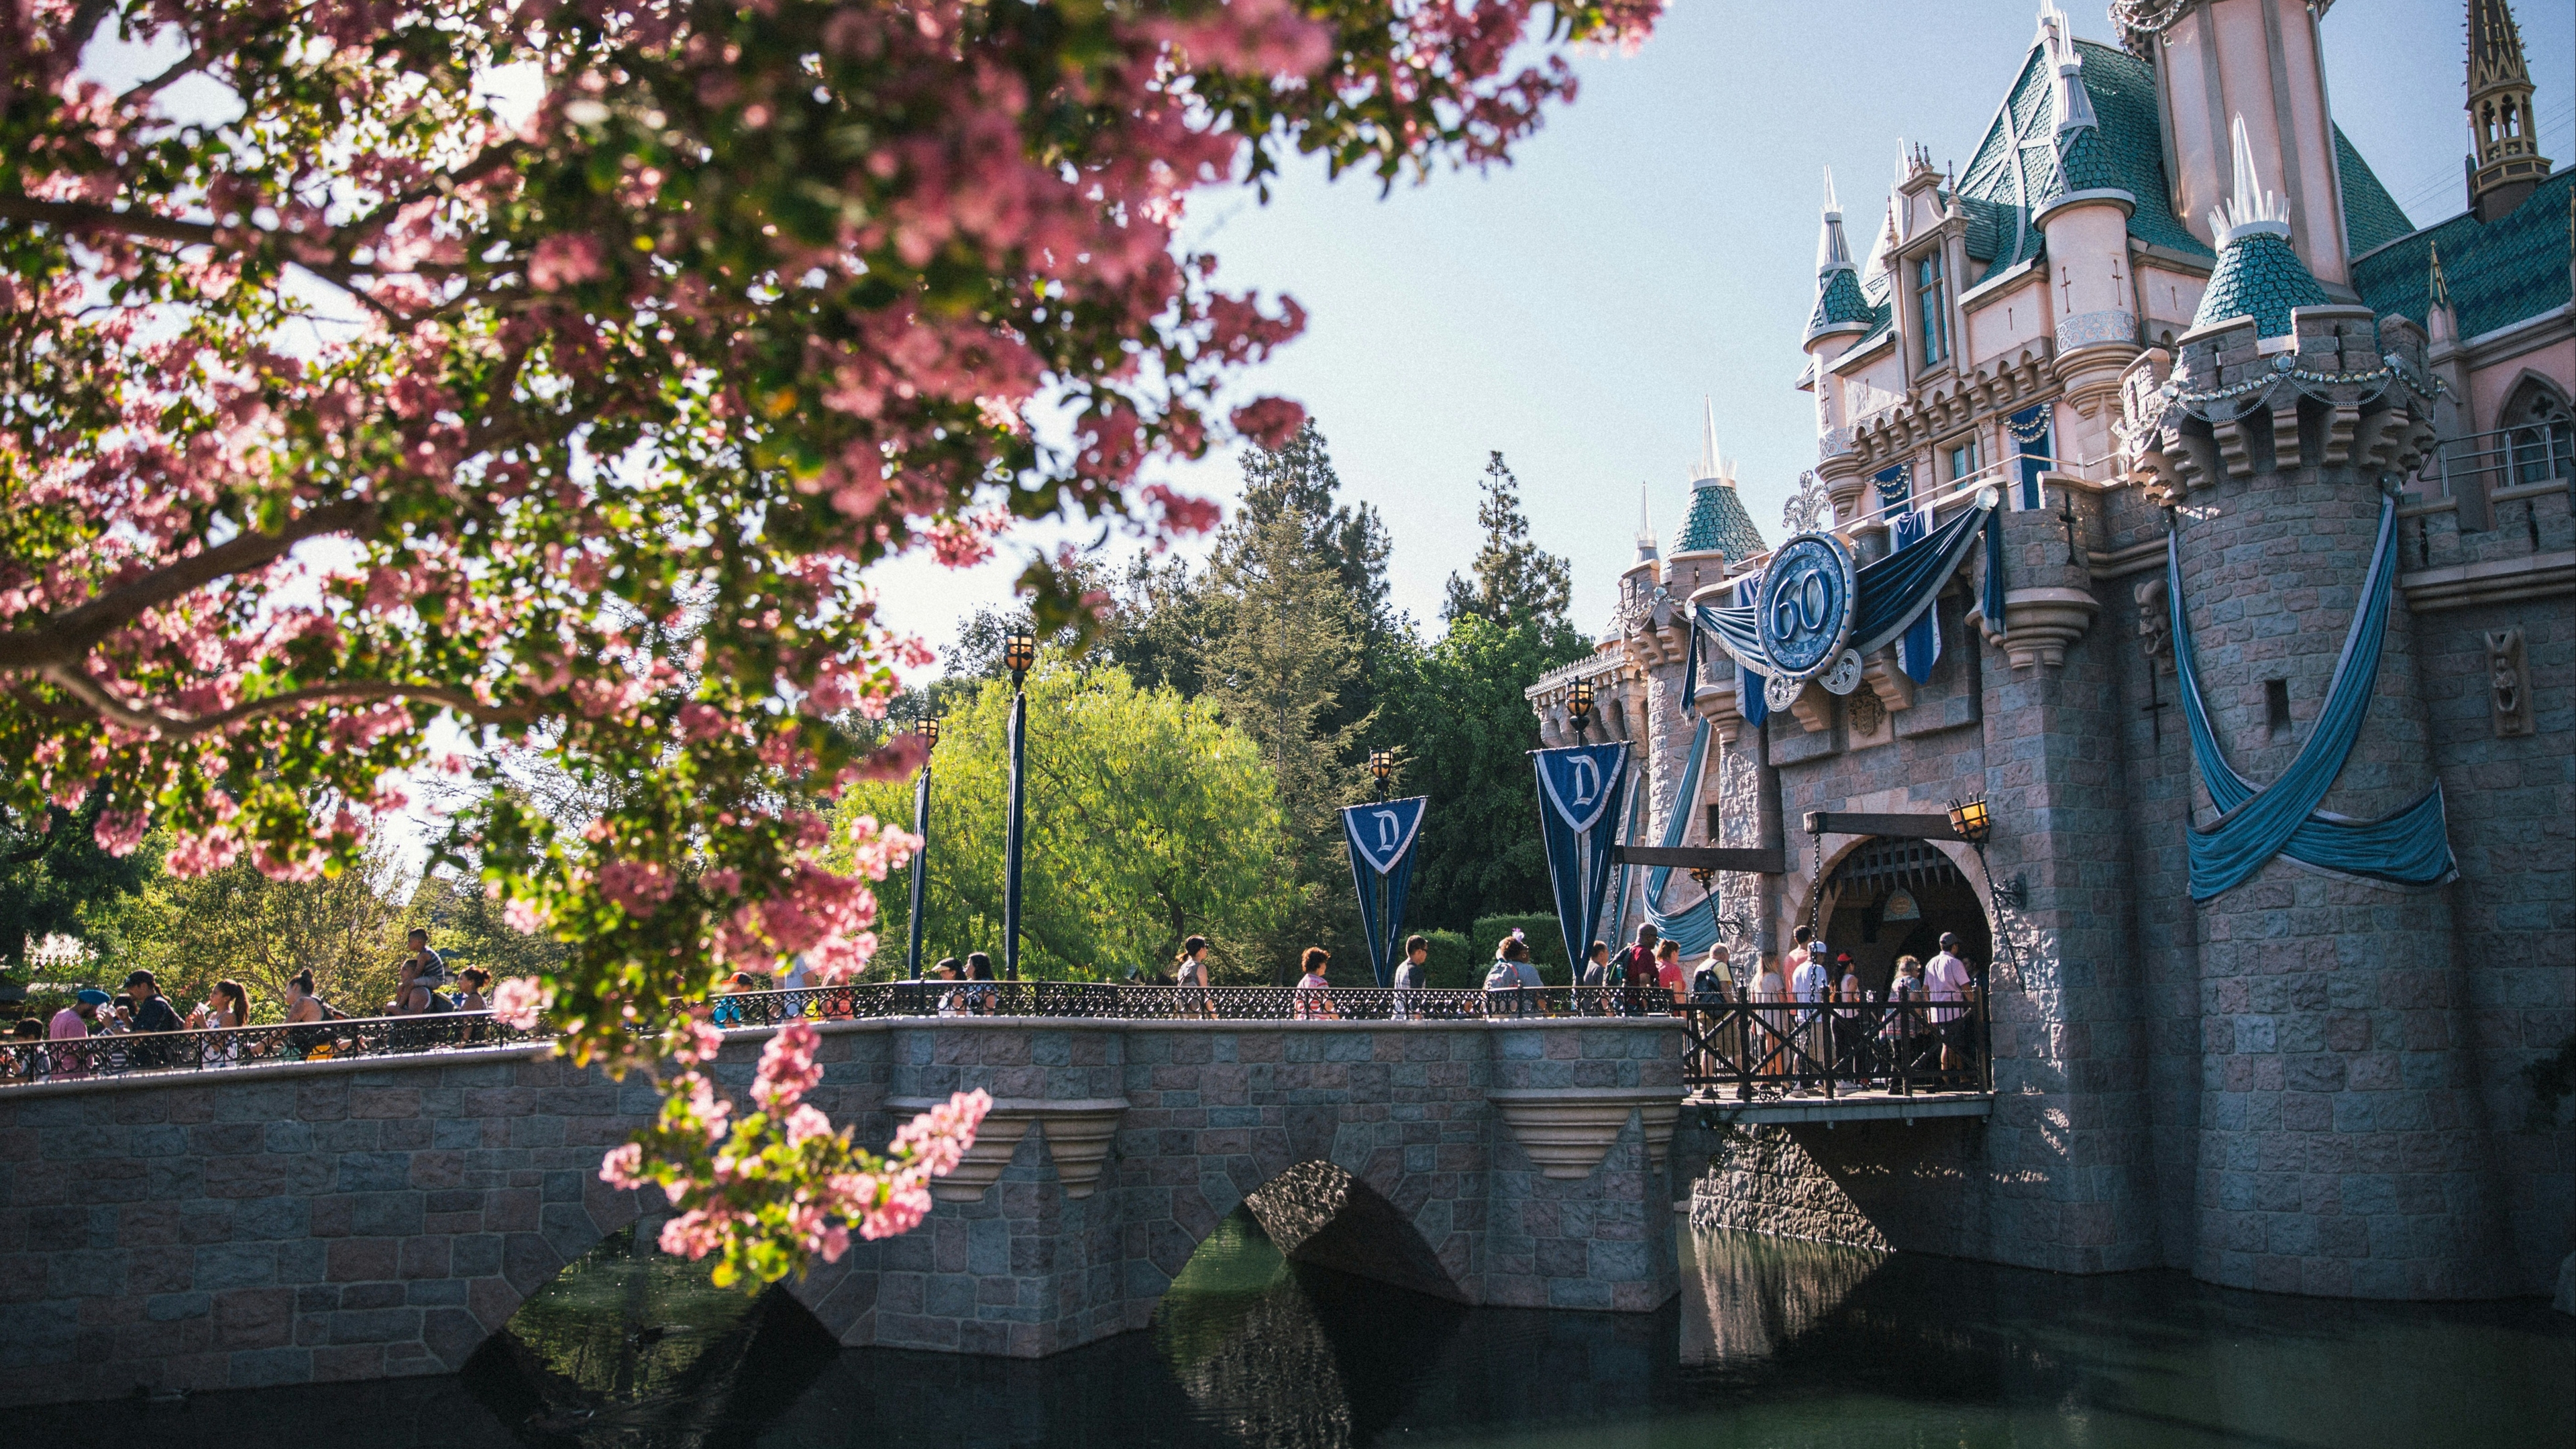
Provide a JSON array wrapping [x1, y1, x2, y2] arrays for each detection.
[[1294, 947, 1340, 1020], [1482, 934, 1543, 1017], [5, 1018, 46, 1083]]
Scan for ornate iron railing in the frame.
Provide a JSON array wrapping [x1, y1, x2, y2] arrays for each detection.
[[705, 981, 1677, 1026], [1680, 991, 1990, 1099], [0, 1010, 547, 1086], [1, 985, 1682, 1087]]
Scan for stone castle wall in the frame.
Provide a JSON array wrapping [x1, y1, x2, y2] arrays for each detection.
[[0, 1016, 1688, 1406]]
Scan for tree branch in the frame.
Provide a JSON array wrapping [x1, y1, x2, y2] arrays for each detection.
[[0, 194, 220, 248], [37, 665, 504, 741], [0, 497, 378, 670]]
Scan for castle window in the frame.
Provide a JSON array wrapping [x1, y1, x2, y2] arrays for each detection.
[[1915, 253, 1949, 367], [1947, 436, 1984, 482], [2265, 680, 2292, 739]]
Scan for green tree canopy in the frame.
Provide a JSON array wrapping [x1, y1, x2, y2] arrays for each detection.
[[1379, 613, 1591, 931], [837, 667, 1292, 982]]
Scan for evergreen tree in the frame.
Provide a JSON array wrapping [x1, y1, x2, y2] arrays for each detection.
[[1201, 492, 1373, 977], [1442, 451, 1573, 631], [1236, 422, 1402, 743]]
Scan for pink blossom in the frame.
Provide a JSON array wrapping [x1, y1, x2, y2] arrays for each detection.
[[489, 976, 550, 1029], [92, 808, 148, 857], [1230, 397, 1307, 449], [785, 1103, 835, 1147], [598, 1142, 647, 1189], [527, 234, 606, 291], [752, 1018, 824, 1112]]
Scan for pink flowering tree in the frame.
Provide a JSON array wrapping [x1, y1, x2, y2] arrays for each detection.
[[0, 0, 1660, 1283]]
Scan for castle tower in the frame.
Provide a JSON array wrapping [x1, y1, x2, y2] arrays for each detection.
[[2035, 0, 2143, 460], [2143, 130, 2511, 1298], [2465, 0, 2551, 223], [2118, 0, 2353, 288], [1803, 170, 1875, 514]]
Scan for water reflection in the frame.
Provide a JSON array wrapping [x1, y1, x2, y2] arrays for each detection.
[[13, 1219, 2571, 1448], [1680, 1226, 1886, 1366]]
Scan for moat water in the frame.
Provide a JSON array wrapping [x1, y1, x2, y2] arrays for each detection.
[[28, 1216, 2574, 1448]]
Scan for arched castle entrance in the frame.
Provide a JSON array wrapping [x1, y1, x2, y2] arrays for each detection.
[[1788, 837, 1993, 996]]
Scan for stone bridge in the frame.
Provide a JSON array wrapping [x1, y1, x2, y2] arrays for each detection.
[[0, 1015, 1685, 1406]]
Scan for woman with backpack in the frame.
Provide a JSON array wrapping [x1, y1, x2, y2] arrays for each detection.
[[1173, 935, 1216, 1018]]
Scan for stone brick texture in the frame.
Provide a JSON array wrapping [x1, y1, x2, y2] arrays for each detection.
[[0, 1016, 1684, 1405], [1642, 428, 2568, 1300]]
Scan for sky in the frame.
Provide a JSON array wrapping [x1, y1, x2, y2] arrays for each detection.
[[872, 0, 2576, 659]]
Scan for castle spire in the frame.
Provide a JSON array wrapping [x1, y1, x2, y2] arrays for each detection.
[[2191, 115, 2324, 340], [1805, 172, 1874, 345], [1693, 396, 1723, 484], [1816, 166, 1854, 274], [2038, 0, 2097, 140], [1635, 484, 1658, 562], [2208, 115, 2292, 243], [2465, 0, 2551, 223]]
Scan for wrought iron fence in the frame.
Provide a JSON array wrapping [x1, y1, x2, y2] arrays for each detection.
[[705, 981, 1678, 1026], [0, 1011, 547, 1087], [1, 985, 1682, 1087], [1681, 991, 1990, 1099]]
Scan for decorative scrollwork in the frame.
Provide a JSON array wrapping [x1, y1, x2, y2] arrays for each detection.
[[1782, 469, 1833, 535], [1819, 648, 1864, 696], [1764, 673, 1805, 712]]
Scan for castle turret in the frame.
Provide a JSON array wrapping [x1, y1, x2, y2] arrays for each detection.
[[2188, 117, 2330, 346], [2132, 121, 2512, 1299], [1805, 168, 1874, 486], [2117, 0, 2353, 288], [2465, 0, 2551, 223]]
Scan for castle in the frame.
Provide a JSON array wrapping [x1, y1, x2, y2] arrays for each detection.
[[1532, 0, 2571, 1300]]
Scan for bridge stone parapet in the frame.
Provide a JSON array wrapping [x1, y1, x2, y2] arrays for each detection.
[[0, 1015, 1684, 1407]]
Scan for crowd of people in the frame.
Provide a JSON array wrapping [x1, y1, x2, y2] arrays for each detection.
[[1, 928, 504, 1083]]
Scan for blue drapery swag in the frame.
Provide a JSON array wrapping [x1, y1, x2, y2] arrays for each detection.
[[1342, 796, 1428, 986], [1879, 466, 1942, 684], [1534, 744, 1630, 979], [1682, 499, 2002, 709], [2007, 404, 2052, 511], [1633, 719, 1723, 955], [2167, 494, 2458, 899]]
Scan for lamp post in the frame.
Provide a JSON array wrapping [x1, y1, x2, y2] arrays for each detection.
[[1567, 677, 1596, 745], [1002, 629, 1036, 981], [904, 714, 939, 981], [1368, 749, 1393, 801], [1690, 865, 1720, 945]]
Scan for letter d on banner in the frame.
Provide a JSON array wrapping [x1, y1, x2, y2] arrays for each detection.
[[1342, 796, 1428, 987], [1534, 743, 1630, 984]]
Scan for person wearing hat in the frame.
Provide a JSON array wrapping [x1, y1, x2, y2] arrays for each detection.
[[50, 987, 108, 1042], [44, 988, 111, 1079]]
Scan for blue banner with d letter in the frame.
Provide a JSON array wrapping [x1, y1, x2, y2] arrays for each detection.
[[1342, 795, 1428, 987], [1533, 743, 1630, 982]]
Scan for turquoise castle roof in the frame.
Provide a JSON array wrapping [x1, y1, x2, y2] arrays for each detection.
[[1808, 268, 1874, 336], [2192, 228, 2329, 338], [2351, 168, 2572, 341], [2337, 127, 2416, 256], [1676, 480, 1769, 559]]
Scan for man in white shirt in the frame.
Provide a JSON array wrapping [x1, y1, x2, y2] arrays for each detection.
[[1926, 932, 1975, 1072]]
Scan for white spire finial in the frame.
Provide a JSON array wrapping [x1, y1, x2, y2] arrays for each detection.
[[1635, 484, 1658, 559], [1816, 167, 1855, 274], [1694, 397, 1721, 484], [2041, 0, 2098, 138], [2208, 114, 2292, 242]]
